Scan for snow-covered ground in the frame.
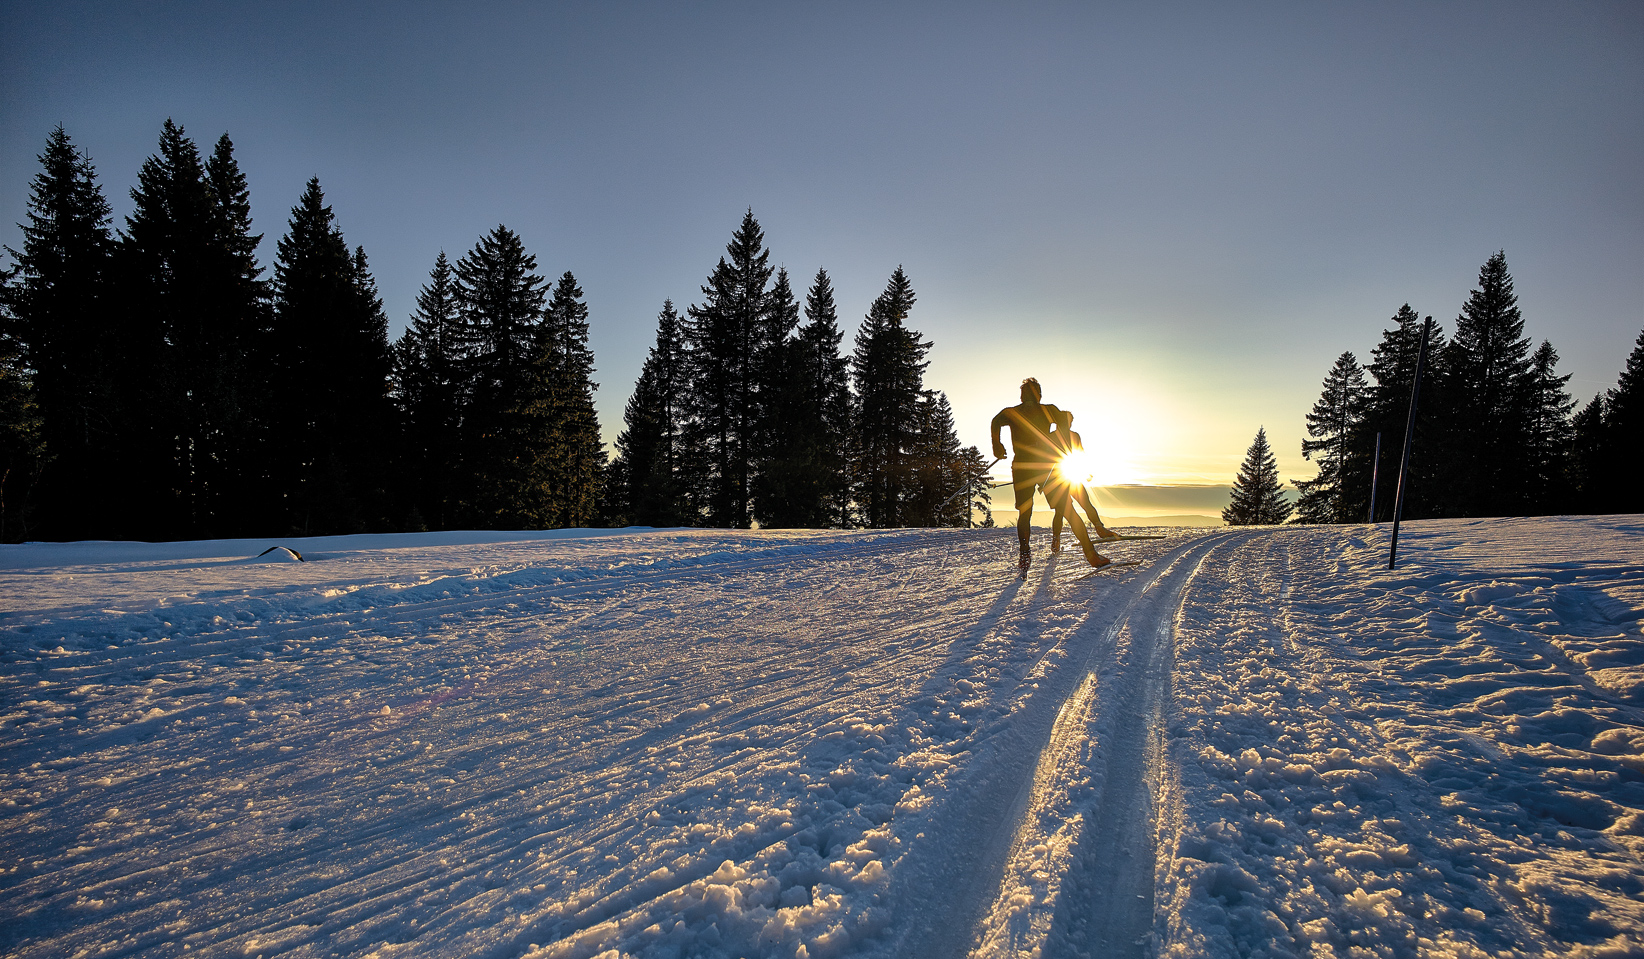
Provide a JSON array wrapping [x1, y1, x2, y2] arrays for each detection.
[[2, 517, 1640, 958]]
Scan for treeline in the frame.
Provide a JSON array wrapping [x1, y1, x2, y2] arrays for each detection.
[[1294, 251, 1643, 524], [605, 212, 992, 531], [0, 123, 992, 542]]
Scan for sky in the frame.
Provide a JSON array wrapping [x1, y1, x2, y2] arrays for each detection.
[[4, 1, 1640, 487]]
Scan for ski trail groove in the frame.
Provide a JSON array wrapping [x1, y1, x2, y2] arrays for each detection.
[[906, 532, 1228, 959], [1042, 535, 1224, 959]]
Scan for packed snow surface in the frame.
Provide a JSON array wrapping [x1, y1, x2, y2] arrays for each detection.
[[2, 517, 1641, 957]]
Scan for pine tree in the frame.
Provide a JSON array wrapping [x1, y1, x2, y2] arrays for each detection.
[[611, 300, 688, 526], [1223, 427, 1291, 525], [681, 210, 773, 528], [118, 119, 222, 535], [798, 268, 855, 527], [1362, 305, 1450, 520], [1446, 252, 1533, 515], [1522, 340, 1575, 512], [1568, 394, 1607, 513], [450, 225, 547, 523], [202, 132, 275, 529], [0, 265, 48, 541], [513, 271, 604, 528], [852, 267, 930, 527], [905, 391, 981, 527], [1294, 351, 1368, 524], [269, 178, 393, 534], [392, 251, 465, 528], [3, 126, 116, 539], [1602, 328, 1644, 512], [753, 267, 854, 528]]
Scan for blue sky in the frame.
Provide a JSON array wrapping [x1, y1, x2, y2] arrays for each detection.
[[4, 1, 1640, 484]]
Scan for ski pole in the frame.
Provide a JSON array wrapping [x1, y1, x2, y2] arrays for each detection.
[[934, 457, 1003, 526]]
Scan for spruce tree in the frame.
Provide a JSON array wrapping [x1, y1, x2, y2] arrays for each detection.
[[681, 210, 773, 527], [1594, 328, 1644, 513], [450, 225, 547, 523], [119, 119, 222, 535], [1522, 340, 1575, 512], [748, 267, 813, 528], [0, 266, 48, 541], [269, 178, 393, 534], [516, 271, 604, 528], [798, 268, 855, 527], [391, 251, 465, 528], [1446, 252, 1533, 515], [4, 126, 116, 539], [1223, 427, 1291, 525], [1294, 351, 1368, 524], [1568, 394, 1608, 513], [1363, 305, 1450, 520], [905, 390, 982, 527], [611, 300, 688, 526], [753, 267, 854, 528], [852, 267, 929, 527], [202, 132, 275, 528]]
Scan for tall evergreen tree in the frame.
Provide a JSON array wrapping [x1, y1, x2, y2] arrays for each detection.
[[1522, 339, 1575, 512], [1601, 328, 1644, 512], [611, 300, 688, 527], [681, 210, 773, 527], [511, 271, 604, 528], [0, 265, 48, 541], [904, 390, 985, 527], [392, 251, 465, 528], [1445, 252, 1533, 515], [269, 178, 393, 534], [3, 126, 116, 539], [450, 225, 547, 523], [202, 132, 275, 526], [852, 266, 929, 527], [118, 119, 221, 536], [753, 267, 854, 528], [1362, 305, 1450, 520], [1223, 427, 1291, 525], [1294, 351, 1368, 524], [1568, 394, 1608, 513]]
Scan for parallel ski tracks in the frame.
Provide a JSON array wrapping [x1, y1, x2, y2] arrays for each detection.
[[890, 531, 1230, 959]]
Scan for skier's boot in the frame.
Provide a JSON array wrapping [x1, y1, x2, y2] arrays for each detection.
[[1018, 543, 1031, 577], [1083, 542, 1112, 570], [1093, 525, 1119, 540], [1050, 532, 1062, 553]]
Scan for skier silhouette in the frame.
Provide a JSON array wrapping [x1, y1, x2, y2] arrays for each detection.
[[991, 378, 1111, 573], [1050, 409, 1118, 552]]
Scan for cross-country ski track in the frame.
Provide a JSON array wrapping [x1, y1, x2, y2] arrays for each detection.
[[3, 517, 1642, 958]]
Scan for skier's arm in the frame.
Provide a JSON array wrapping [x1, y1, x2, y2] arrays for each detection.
[[990, 409, 1009, 460]]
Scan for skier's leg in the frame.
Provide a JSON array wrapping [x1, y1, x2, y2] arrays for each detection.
[[1051, 502, 1065, 552], [1049, 478, 1108, 568], [1013, 468, 1035, 570], [1075, 484, 1115, 539]]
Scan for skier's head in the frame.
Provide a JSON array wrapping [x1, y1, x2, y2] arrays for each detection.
[[1021, 378, 1042, 404]]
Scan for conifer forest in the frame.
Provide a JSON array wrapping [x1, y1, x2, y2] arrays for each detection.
[[3, 123, 1639, 542], [0, 125, 995, 542], [1290, 251, 1643, 526]]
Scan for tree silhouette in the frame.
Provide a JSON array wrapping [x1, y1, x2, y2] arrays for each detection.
[[1294, 351, 1367, 524], [1223, 427, 1291, 525]]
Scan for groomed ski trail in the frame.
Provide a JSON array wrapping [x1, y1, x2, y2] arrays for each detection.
[[956, 532, 1229, 959]]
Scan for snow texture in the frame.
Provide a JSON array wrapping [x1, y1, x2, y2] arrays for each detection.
[[1, 517, 1640, 958]]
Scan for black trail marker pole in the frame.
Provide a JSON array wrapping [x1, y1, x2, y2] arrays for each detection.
[[1367, 431, 1382, 523], [1387, 317, 1432, 570]]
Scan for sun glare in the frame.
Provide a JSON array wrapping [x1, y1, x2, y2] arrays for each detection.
[[1057, 449, 1100, 485]]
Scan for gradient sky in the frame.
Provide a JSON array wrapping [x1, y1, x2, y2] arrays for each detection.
[[5, 1, 1640, 486]]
